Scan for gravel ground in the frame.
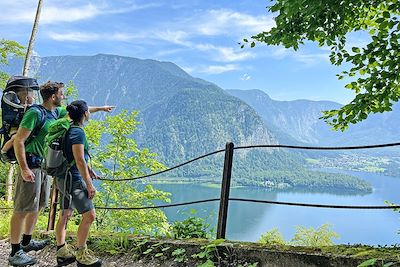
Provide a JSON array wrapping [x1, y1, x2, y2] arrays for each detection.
[[0, 239, 176, 267]]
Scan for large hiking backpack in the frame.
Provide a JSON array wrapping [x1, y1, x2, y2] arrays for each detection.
[[0, 75, 45, 163], [44, 118, 76, 177]]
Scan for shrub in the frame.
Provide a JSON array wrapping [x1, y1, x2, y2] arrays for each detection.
[[290, 224, 339, 247], [171, 216, 211, 239], [258, 228, 286, 246]]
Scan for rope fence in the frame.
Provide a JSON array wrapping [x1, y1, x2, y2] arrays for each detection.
[[99, 149, 225, 181], [97, 142, 400, 182], [235, 142, 400, 151], [1, 141, 400, 239], [97, 198, 400, 210], [2, 198, 399, 211]]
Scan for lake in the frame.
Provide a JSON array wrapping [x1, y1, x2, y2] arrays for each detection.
[[152, 169, 400, 245]]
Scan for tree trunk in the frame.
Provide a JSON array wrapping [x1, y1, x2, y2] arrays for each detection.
[[6, 0, 44, 202], [23, 0, 43, 76], [6, 166, 14, 202]]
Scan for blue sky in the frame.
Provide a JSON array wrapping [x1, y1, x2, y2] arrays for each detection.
[[0, 0, 369, 104]]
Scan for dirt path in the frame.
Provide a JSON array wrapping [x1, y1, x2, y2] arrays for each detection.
[[0, 239, 166, 267]]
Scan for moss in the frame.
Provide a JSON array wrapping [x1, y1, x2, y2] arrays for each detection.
[[34, 232, 400, 264]]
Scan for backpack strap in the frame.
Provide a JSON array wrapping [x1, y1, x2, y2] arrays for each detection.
[[54, 107, 60, 119], [61, 124, 86, 165], [26, 105, 59, 144], [25, 105, 47, 145]]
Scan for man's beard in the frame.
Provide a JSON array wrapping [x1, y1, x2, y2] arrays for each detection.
[[53, 97, 62, 107]]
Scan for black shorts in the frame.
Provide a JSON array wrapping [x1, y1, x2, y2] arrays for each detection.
[[55, 177, 94, 214]]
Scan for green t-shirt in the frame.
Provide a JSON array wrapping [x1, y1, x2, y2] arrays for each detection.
[[20, 106, 67, 157]]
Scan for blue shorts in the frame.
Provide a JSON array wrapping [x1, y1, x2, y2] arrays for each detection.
[[55, 177, 94, 214]]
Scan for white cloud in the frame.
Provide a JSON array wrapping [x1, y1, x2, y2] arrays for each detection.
[[154, 32, 254, 62], [196, 9, 274, 37], [269, 46, 330, 66], [155, 48, 187, 57], [48, 32, 100, 42], [42, 4, 103, 24], [198, 64, 239, 74], [194, 44, 254, 62], [295, 53, 330, 65], [240, 73, 251, 81], [48, 31, 138, 42], [155, 30, 191, 46], [0, 1, 160, 25], [216, 47, 253, 62], [181, 66, 195, 74], [182, 63, 240, 75]]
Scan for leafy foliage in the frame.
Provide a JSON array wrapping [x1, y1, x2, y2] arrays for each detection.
[[290, 224, 340, 247], [84, 110, 171, 235], [0, 162, 10, 197], [192, 238, 225, 267], [258, 228, 285, 246], [247, 0, 400, 130], [171, 214, 212, 239], [0, 39, 25, 196], [64, 80, 78, 103], [0, 39, 25, 89], [172, 248, 187, 263], [258, 224, 339, 248]]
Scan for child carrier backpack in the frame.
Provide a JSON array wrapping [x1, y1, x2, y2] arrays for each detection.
[[0, 75, 46, 163], [44, 118, 77, 177]]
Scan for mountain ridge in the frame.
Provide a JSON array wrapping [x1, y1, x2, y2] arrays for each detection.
[[0, 54, 372, 192]]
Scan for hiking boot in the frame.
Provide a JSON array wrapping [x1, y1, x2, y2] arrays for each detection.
[[8, 249, 37, 266], [0, 151, 12, 163], [21, 239, 50, 252], [76, 245, 102, 267], [56, 244, 76, 266]]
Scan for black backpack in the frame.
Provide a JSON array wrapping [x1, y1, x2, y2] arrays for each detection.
[[0, 75, 45, 163]]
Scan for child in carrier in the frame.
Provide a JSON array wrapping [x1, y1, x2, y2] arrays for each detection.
[[0, 88, 35, 162]]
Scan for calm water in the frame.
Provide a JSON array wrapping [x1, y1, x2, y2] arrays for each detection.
[[152, 169, 400, 245]]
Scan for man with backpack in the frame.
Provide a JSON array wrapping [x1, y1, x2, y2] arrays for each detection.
[[8, 80, 114, 266]]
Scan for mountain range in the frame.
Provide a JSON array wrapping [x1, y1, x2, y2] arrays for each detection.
[[2, 53, 391, 192], [227, 89, 400, 147]]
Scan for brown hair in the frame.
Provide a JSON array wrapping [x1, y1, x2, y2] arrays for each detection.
[[40, 81, 64, 101]]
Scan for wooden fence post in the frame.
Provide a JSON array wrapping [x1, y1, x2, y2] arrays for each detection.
[[47, 180, 58, 231], [216, 142, 234, 239]]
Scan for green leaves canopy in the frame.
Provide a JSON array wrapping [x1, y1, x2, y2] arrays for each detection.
[[248, 0, 400, 131], [85, 110, 171, 235], [0, 39, 25, 89]]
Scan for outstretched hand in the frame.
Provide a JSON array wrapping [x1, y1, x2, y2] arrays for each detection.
[[102, 105, 115, 112]]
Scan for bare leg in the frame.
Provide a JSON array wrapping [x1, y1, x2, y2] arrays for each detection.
[[55, 209, 73, 246], [23, 211, 39, 235], [10, 212, 27, 244], [76, 210, 96, 248]]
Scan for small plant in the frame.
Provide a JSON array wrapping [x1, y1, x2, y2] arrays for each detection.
[[172, 248, 187, 263], [357, 258, 398, 267], [130, 238, 150, 260], [141, 242, 172, 260], [192, 238, 225, 266], [290, 224, 339, 247], [258, 228, 286, 246], [92, 233, 131, 255], [171, 211, 212, 239]]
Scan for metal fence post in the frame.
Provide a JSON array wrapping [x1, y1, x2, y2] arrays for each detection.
[[217, 142, 234, 239]]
